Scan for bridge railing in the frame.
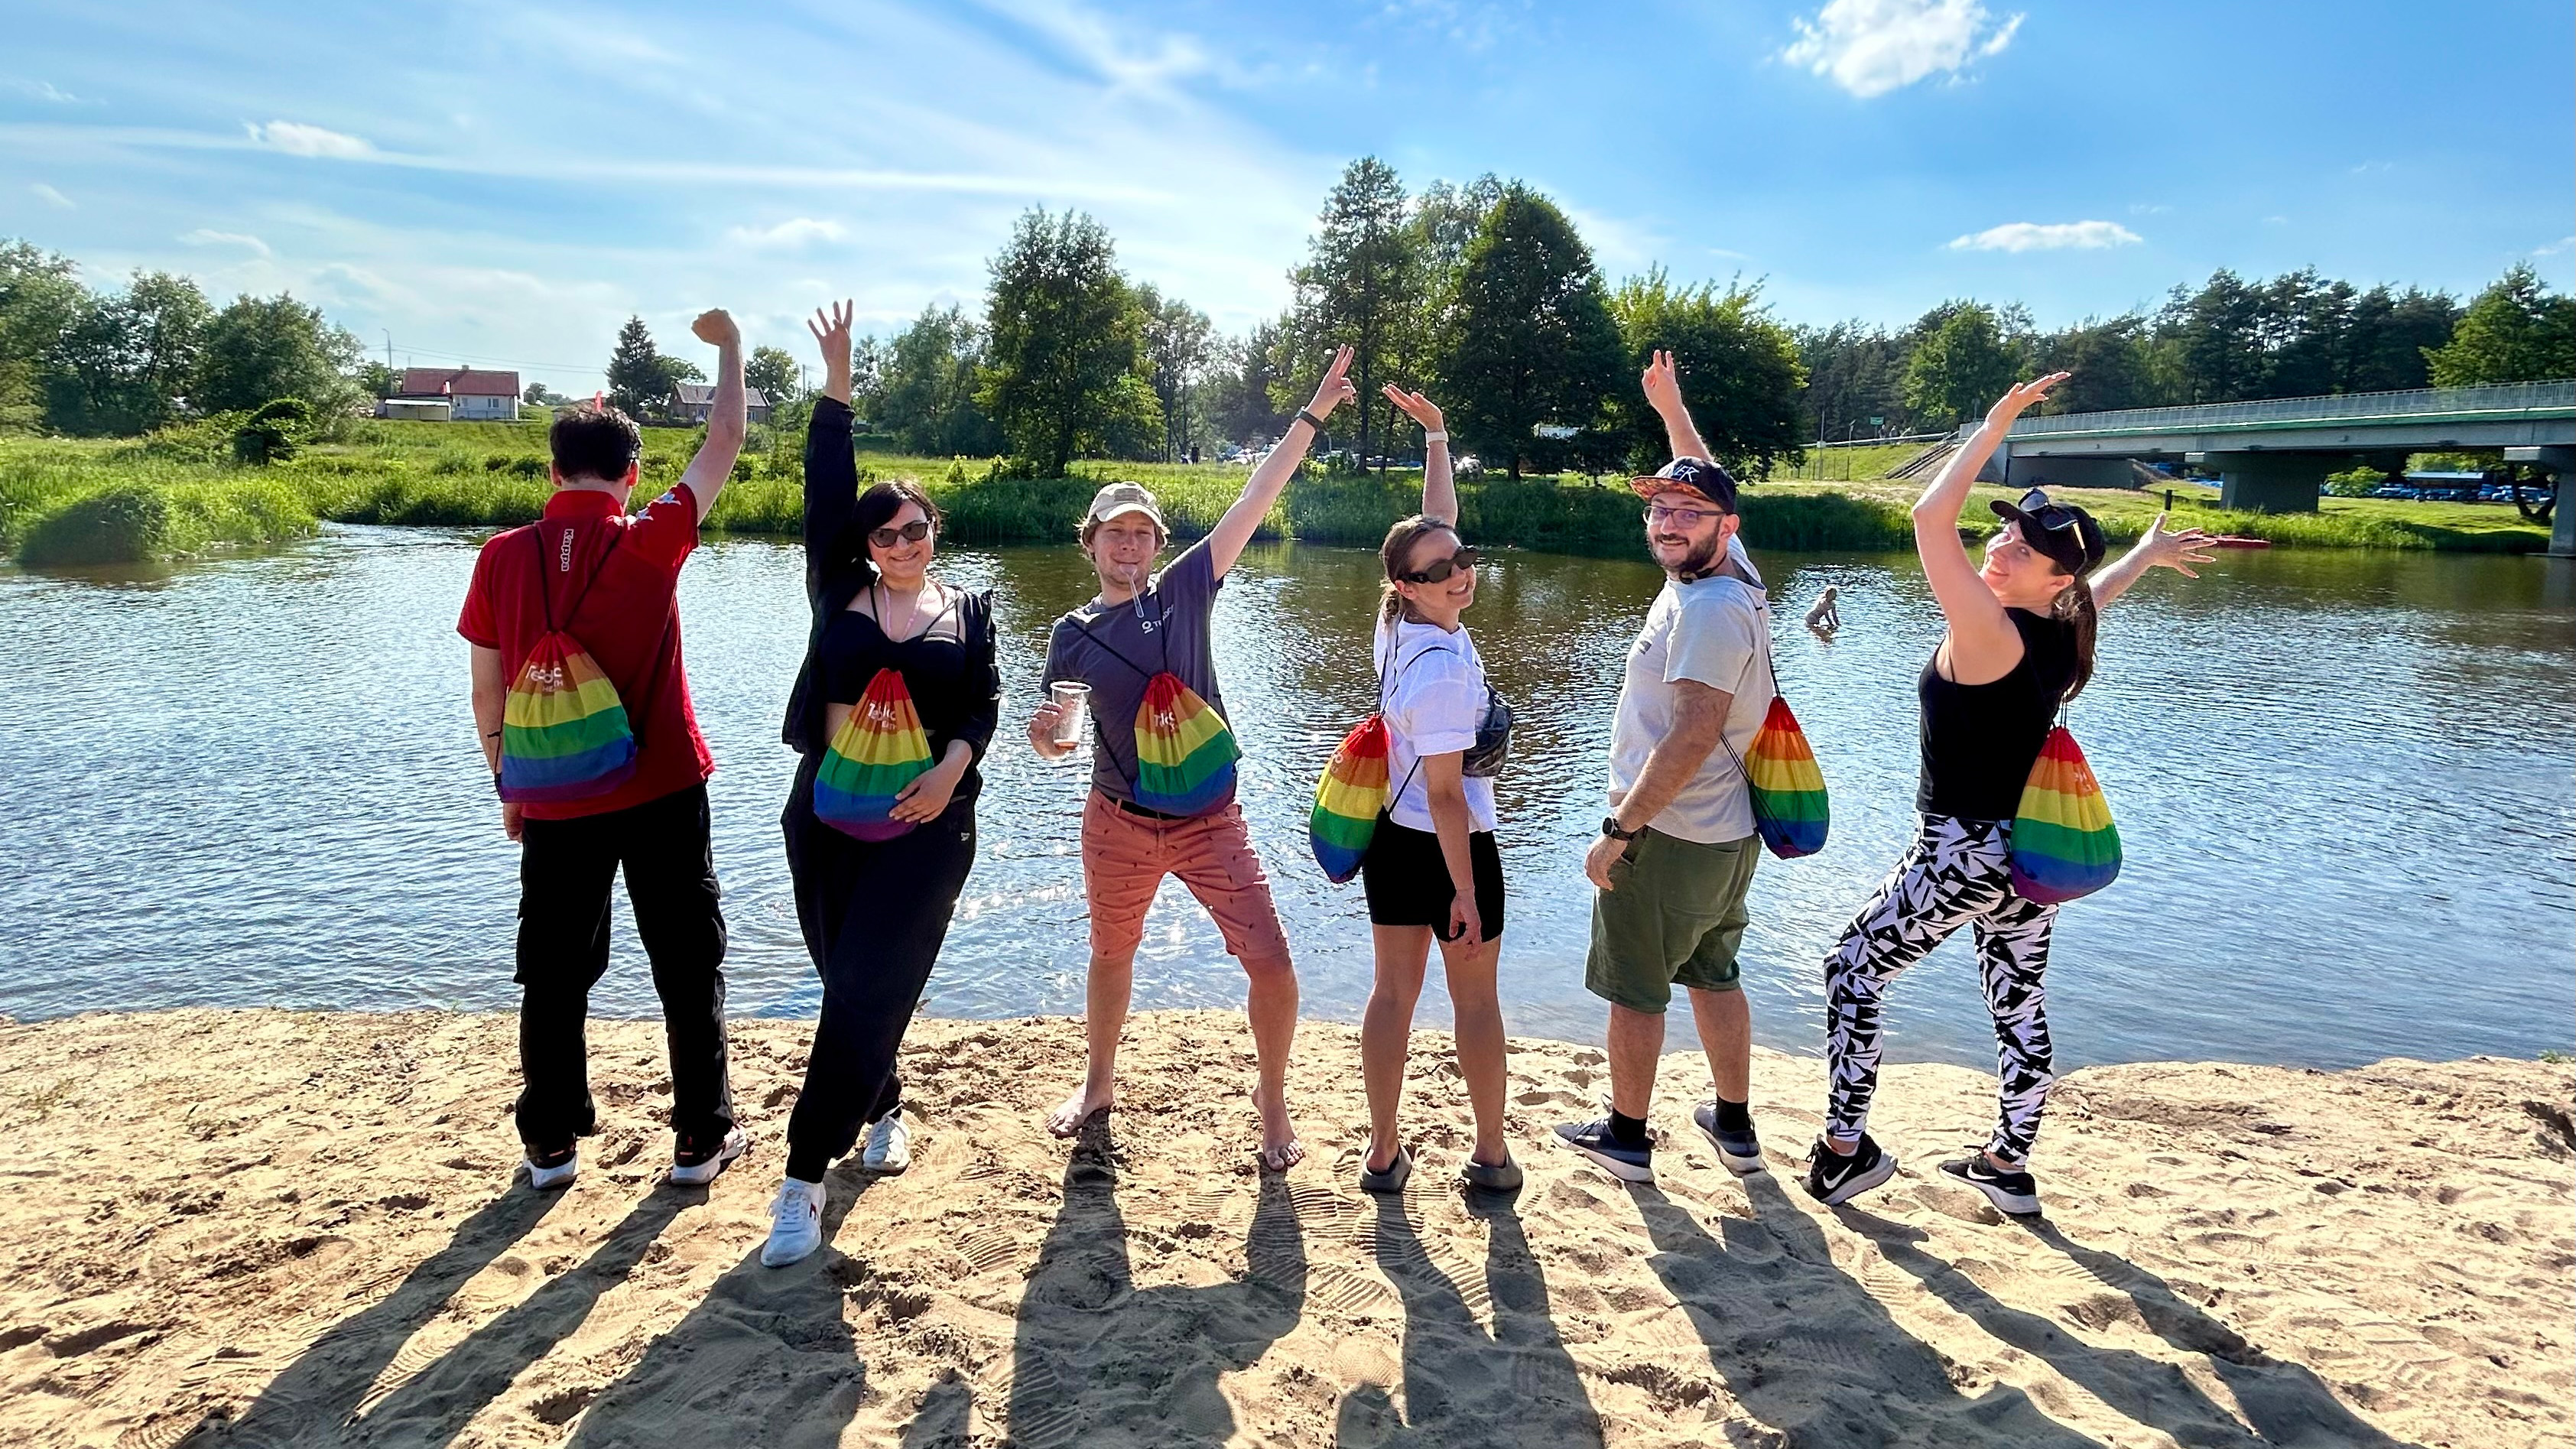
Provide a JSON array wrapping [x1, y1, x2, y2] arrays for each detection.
[[1997, 380, 2576, 438]]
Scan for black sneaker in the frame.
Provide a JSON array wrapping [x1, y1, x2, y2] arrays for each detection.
[[1552, 1118, 1654, 1182], [1938, 1153, 2042, 1217], [1801, 1133, 1898, 1206], [1693, 1102, 1766, 1176]]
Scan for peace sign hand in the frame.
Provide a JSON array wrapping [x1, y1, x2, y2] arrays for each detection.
[[1642, 349, 1686, 418], [1307, 345, 1358, 419]]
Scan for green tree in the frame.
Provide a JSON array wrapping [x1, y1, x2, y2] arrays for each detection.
[[2425, 264, 2576, 386], [978, 208, 1142, 477], [1278, 157, 1421, 469], [1606, 269, 1805, 478], [0, 239, 84, 430], [193, 292, 362, 416], [44, 270, 211, 435], [1136, 284, 1213, 462], [2337, 285, 2457, 393], [1206, 321, 1291, 447], [878, 304, 1001, 456], [1796, 320, 1910, 441], [746, 344, 804, 410], [1902, 302, 2025, 427], [2035, 315, 2155, 414], [1435, 184, 1624, 478], [605, 316, 664, 415]]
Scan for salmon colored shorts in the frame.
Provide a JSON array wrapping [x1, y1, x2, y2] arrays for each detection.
[[1080, 791, 1293, 971]]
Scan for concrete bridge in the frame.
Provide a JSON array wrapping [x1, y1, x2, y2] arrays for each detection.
[[1985, 382, 2576, 551]]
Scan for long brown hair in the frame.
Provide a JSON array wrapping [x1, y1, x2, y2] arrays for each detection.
[[1378, 514, 1457, 632], [2051, 572, 2097, 703]]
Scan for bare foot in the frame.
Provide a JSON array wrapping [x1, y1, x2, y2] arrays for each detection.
[[1045, 1084, 1113, 1139], [1252, 1085, 1303, 1171]]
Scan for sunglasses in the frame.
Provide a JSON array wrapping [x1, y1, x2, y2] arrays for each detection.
[[868, 518, 932, 549], [2013, 488, 2083, 534], [1400, 545, 1479, 584], [1643, 503, 1720, 531]]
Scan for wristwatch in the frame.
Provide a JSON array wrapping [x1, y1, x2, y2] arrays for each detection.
[[1600, 816, 1639, 841], [1294, 408, 1326, 434]]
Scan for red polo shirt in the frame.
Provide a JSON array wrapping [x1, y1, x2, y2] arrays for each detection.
[[457, 485, 715, 820]]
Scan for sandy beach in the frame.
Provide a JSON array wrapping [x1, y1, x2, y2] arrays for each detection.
[[0, 1007, 2565, 1448]]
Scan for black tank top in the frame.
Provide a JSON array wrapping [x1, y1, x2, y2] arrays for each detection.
[[1916, 609, 2080, 820]]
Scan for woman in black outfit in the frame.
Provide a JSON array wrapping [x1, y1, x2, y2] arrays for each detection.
[[1802, 372, 2211, 1220], [763, 301, 999, 1268]]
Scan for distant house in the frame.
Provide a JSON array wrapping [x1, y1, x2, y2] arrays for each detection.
[[381, 368, 521, 421], [671, 382, 772, 425]]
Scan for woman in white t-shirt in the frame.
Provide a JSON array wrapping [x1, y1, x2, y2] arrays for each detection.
[[1355, 385, 1521, 1195]]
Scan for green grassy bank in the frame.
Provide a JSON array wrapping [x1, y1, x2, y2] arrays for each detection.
[[1, 419, 2553, 565]]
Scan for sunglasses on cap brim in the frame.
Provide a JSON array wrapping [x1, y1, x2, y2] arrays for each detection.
[[868, 518, 932, 548], [2012, 487, 2084, 534], [1399, 545, 1479, 584]]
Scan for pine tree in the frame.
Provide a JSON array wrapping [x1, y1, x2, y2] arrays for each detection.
[[606, 317, 663, 415]]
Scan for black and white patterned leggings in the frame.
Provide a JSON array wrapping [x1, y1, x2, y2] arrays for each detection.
[[1824, 814, 2059, 1165]]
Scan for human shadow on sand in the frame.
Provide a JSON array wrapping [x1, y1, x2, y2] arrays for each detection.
[[1842, 1210, 2424, 1448], [182, 1184, 568, 1447], [996, 1121, 1307, 1448], [1626, 1173, 2106, 1446], [560, 1170, 880, 1448], [1333, 1190, 1604, 1447]]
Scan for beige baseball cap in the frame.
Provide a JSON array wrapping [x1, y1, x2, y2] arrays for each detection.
[[1085, 480, 1167, 533]]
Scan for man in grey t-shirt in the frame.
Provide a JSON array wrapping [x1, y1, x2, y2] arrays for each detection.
[[1026, 346, 1358, 1172], [1554, 351, 1779, 1185]]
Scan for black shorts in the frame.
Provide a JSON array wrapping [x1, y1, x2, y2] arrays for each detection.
[[1359, 817, 1506, 940]]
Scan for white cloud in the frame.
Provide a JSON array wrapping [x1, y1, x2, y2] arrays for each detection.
[[30, 183, 73, 210], [1782, 0, 2023, 99], [6, 78, 79, 103], [1946, 220, 2141, 253], [245, 120, 374, 158], [179, 229, 273, 255], [2535, 236, 2576, 257], [727, 218, 849, 248], [2129, 202, 2171, 216]]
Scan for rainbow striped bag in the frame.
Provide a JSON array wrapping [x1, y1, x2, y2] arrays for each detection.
[[1742, 695, 1830, 859], [1309, 715, 1392, 883], [2009, 725, 2122, 903], [1132, 673, 1241, 817], [497, 529, 638, 804], [813, 668, 937, 840]]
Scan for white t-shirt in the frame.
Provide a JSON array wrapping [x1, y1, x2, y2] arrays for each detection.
[[1374, 617, 1500, 834], [1605, 536, 1775, 845]]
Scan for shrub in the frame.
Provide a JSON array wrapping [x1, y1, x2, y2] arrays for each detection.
[[19, 482, 171, 564], [233, 398, 314, 466]]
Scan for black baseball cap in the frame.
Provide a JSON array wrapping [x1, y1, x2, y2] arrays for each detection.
[[1990, 487, 2107, 576], [1630, 456, 1739, 514]]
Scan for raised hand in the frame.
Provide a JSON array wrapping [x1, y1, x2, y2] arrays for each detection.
[[1642, 349, 1685, 417], [806, 300, 853, 372], [690, 307, 740, 349], [2135, 512, 2217, 577], [1981, 372, 2071, 432], [1382, 384, 1444, 434], [1307, 345, 1358, 419]]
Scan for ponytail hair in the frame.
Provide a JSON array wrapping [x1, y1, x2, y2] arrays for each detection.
[[2052, 573, 2097, 703], [1378, 514, 1457, 633]]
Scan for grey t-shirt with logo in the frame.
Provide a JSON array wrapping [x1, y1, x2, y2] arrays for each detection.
[[1606, 536, 1775, 845], [1041, 537, 1229, 808]]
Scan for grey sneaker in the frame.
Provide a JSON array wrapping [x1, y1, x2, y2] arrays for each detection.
[[1553, 1118, 1654, 1183], [1693, 1102, 1766, 1175]]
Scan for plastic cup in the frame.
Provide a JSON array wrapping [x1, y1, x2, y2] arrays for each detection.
[[1048, 681, 1091, 751]]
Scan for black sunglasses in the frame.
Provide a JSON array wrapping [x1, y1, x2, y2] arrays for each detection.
[[2014, 488, 2082, 534], [868, 518, 932, 549], [1400, 545, 1479, 584]]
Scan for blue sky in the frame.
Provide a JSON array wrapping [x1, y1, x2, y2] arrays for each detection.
[[4, 0, 2568, 393]]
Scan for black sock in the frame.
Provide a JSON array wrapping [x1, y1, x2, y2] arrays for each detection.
[[1608, 1110, 1650, 1148], [1714, 1096, 1753, 1132]]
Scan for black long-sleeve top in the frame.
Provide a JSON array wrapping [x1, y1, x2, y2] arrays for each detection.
[[779, 398, 1000, 774]]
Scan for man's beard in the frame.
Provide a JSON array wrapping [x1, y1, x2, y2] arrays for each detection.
[[1657, 532, 1725, 580]]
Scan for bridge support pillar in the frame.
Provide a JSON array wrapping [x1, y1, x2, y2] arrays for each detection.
[[2190, 452, 2325, 512], [2506, 445, 2576, 557], [2005, 454, 2142, 491]]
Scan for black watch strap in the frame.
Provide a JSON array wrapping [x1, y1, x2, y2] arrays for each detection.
[[1295, 408, 1326, 434], [1601, 816, 1639, 841]]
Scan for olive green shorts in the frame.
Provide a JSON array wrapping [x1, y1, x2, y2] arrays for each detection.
[[1585, 828, 1761, 1014]]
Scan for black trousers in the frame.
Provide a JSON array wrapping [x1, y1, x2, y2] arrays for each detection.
[[781, 758, 978, 1180], [514, 783, 733, 1149]]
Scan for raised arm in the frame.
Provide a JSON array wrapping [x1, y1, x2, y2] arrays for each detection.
[[2089, 512, 2215, 609], [1915, 375, 2065, 678], [1642, 350, 1712, 465], [1205, 345, 1356, 577], [800, 302, 859, 596], [676, 308, 744, 512], [1383, 385, 1454, 524]]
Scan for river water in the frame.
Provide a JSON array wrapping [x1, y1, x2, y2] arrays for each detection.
[[2, 528, 2570, 1072]]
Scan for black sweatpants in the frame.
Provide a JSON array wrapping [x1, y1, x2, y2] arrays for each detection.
[[781, 759, 979, 1181], [514, 783, 733, 1150]]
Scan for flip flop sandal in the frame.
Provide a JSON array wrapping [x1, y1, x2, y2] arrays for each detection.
[[1460, 1156, 1523, 1191], [1359, 1146, 1412, 1194]]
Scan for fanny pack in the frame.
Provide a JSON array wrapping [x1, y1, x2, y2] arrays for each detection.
[[2008, 716, 2122, 903]]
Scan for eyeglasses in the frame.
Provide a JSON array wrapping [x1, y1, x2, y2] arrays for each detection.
[[1643, 503, 1720, 530], [1399, 545, 1479, 584], [2014, 488, 2082, 534], [868, 518, 932, 549]]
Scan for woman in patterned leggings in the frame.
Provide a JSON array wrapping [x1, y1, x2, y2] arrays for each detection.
[[1803, 373, 2212, 1217]]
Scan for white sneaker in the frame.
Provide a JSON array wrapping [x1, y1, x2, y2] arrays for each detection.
[[525, 1148, 579, 1192], [668, 1126, 750, 1187], [760, 1178, 826, 1269], [860, 1110, 911, 1174]]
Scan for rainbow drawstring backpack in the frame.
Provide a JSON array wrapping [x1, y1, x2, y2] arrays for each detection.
[[498, 530, 638, 804], [1310, 716, 1392, 883], [1133, 673, 1241, 816], [812, 668, 937, 840], [1743, 695, 1830, 859], [2009, 723, 2122, 903]]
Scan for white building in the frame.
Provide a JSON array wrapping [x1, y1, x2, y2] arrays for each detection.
[[382, 368, 521, 421]]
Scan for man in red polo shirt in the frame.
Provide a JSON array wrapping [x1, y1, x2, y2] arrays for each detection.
[[458, 308, 746, 1193]]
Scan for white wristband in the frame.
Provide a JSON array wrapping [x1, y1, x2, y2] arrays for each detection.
[[1424, 430, 1447, 444]]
